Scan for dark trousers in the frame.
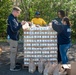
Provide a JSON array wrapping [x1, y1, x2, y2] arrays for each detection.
[[57, 44, 62, 63]]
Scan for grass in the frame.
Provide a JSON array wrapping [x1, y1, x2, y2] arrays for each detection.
[[0, 38, 7, 42], [72, 39, 76, 44]]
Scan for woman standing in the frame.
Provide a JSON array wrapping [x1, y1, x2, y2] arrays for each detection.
[[55, 10, 65, 64], [52, 17, 71, 64]]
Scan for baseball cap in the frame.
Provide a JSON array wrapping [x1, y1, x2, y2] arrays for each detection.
[[35, 11, 40, 15]]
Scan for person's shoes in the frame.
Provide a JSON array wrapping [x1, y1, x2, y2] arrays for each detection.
[[10, 67, 21, 71], [16, 62, 22, 69]]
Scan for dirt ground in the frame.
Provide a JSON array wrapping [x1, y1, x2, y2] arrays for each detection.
[[0, 42, 76, 75], [0, 42, 43, 75]]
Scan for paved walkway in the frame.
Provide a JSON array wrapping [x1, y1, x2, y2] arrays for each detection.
[[0, 42, 76, 75], [0, 42, 43, 75]]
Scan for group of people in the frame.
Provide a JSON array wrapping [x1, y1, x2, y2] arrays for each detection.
[[7, 6, 71, 71]]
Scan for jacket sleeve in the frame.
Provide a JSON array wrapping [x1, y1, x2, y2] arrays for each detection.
[[52, 22, 64, 33], [42, 19, 47, 25], [8, 18, 22, 33]]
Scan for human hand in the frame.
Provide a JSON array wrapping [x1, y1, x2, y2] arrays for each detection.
[[52, 20, 58, 24], [36, 25, 40, 27], [48, 22, 52, 28], [21, 20, 26, 25]]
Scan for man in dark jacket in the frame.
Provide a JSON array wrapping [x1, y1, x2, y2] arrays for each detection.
[[7, 7, 25, 71]]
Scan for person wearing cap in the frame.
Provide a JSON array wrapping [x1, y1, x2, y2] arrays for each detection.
[[31, 11, 47, 26], [7, 6, 25, 71]]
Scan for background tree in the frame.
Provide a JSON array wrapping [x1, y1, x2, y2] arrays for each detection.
[[0, 0, 13, 39], [0, 0, 76, 41]]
